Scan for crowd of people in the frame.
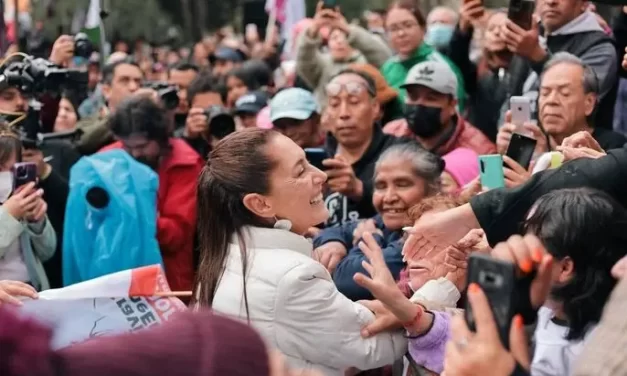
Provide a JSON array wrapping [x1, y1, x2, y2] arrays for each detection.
[[0, 0, 627, 374]]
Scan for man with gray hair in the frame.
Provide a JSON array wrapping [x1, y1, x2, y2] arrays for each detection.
[[497, 52, 626, 155]]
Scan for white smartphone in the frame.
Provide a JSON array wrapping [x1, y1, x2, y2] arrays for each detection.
[[509, 96, 532, 128]]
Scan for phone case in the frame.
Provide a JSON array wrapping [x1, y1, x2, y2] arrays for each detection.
[[304, 148, 328, 170], [465, 253, 517, 349], [12, 162, 38, 189], [505, 133, 537, 170], [479, 155, 505, 190], [510, 96, 532, 127]]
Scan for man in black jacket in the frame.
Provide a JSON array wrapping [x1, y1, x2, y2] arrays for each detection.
[[321, 69, 414, 227]]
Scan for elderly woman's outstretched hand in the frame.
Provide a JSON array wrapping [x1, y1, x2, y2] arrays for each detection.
[[0, 280, 38, 306], [403, 205, 480, 263], [557, 131, 606, 162]]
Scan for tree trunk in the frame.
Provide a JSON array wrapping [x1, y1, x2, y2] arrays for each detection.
[[195, 0, 208, 37], [180, 0, 194, 42]]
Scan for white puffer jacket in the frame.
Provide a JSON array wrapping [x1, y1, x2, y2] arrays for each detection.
[[211, 226, 407, 376]]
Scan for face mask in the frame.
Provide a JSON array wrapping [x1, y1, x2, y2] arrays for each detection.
[[425, 24, 455, 49], [0, 171, 13, 203], [404, 104, 443, 138]]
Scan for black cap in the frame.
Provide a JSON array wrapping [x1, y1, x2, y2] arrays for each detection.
[[234, 91, 269, 116]]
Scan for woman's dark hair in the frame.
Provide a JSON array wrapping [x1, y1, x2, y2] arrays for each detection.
[[192, 128, 280, 317], [61, 89, 86, 119], [387, 0, 426, 28], [523, 188, 627, 340], [107, 96, 170, 149], [0, 125, 21, 166], [226, 60, 273, 92]]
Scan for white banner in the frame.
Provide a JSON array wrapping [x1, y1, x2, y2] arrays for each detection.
[[19, 265, 187, 349]]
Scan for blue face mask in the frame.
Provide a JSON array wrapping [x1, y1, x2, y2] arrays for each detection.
[[425, 24, 455, 49]]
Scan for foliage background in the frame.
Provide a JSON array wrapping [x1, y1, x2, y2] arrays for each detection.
[[30, 0, 617, 45]]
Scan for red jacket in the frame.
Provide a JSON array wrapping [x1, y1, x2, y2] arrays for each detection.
[[383, 115, 497, 156], [101, 139, 204, 292]]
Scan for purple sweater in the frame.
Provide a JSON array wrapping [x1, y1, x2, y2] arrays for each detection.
[[408, 311, 451, 374]]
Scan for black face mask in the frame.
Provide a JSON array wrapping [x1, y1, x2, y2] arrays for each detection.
[[404, 104, 444, 138]]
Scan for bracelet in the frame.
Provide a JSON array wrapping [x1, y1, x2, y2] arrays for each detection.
[[402, 306, 422, 329]]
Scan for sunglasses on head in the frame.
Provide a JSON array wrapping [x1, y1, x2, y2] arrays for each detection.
[[325, 82, 376, 98]]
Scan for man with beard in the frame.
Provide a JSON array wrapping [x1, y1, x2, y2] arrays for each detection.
[[100, 96, 203, 292], [384, 60, 495, 156]]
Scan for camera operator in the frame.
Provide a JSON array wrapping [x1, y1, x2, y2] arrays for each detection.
[[75, 58, 144, 155], [100, 95, 203, 292], [0, 125, 56, 291], [167, 62, 199, 131], [177, 72, 233, 159]]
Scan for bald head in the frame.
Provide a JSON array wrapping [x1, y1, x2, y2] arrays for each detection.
[[427, 7, 458, 26]]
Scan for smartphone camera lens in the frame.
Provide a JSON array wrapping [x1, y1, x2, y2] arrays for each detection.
[[16, 166, 26, 178]]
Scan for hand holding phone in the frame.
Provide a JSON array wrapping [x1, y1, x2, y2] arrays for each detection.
[[507, 0, 535, 30], [2, 182, 44, 221], [12, 162, 38, 189]]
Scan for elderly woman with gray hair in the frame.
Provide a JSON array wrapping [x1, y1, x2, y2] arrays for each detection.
[[313, 142, 444, 301]]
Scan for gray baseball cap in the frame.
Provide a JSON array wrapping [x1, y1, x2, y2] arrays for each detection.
[[401, 60, 458, 98]]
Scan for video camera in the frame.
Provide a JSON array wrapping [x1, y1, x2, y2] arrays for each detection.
[[142, 81, 179, 111], [0, 55, 88, 148]]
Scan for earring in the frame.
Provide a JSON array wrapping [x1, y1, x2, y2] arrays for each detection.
[[273, 217, 293, 231]]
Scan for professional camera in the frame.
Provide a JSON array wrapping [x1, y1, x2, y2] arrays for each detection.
[[0, 56, 88, 96], [204, 106, 235, 139], [143, 81, 179, 111], [0, 55, 88, 147], [74, 32, 95, 59]]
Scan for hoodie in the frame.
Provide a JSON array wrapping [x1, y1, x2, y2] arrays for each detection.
[[323, 126, 413, 227], [502, 11, 618, 129]]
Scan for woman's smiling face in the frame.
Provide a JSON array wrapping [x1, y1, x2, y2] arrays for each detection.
[[261, 134, 329, 234], [372, 157, 429, 231]]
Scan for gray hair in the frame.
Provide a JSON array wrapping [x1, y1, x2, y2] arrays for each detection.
[[541, 52, 599, 95], [427, 6, 459, 25], [374, 143, 444, 194]]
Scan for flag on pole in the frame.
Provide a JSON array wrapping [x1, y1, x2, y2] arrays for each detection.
[[82, 0, 101, 45], [19, 265, 188, 350]]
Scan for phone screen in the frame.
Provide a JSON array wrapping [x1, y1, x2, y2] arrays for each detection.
[[508, 0, 535, 30], [505, 133, 537, 170], [305, 148, 328, 170]]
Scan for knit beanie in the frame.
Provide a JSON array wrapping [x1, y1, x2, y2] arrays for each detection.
[[442, 148, 480, 187], [0, 308, 271, 376]]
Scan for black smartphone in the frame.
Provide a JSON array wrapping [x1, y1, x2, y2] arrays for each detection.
[[305, 148, 328, 170], [465, 253, 517, 349], [505, 133, 537, 170], [322, 0, 337, 9], [12, 162, 38, 189], [508, 0, 535, 30]]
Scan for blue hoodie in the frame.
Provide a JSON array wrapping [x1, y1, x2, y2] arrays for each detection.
[[313, 215, 405, 301]]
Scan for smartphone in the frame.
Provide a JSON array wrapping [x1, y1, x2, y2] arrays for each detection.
[[478, 155, 505, 190], [305, 148, 328, 170], [505, 133, 537, 170], [508, 0, 535, 30], [12, 162, 38, 189], [509, 96, 531, 127], [465, 253, 517, 349], [322, 0, 337, 9]]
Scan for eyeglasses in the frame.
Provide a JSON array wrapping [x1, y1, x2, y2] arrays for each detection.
[[325, 82, 376, 98], [386, 21, 419, 35]]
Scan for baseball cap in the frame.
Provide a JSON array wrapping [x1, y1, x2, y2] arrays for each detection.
[[401, 60, 458, 98], [211, 47, 244, 63], [234, 91, 269, 116], [270, 88, 320, 123]]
